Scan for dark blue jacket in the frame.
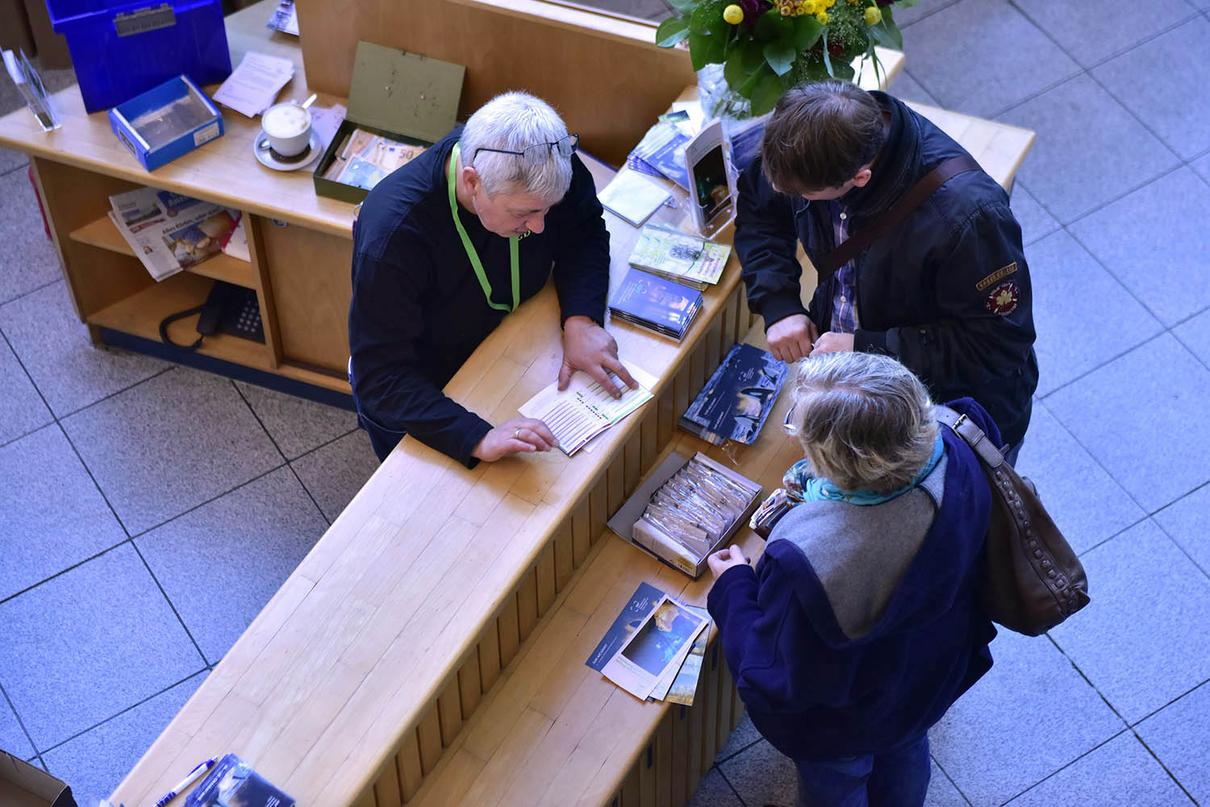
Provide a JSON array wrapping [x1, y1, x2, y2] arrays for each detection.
[[707, 398, 999, 761], [349, 127, 610, 467], [735, 93, 1038, 446]]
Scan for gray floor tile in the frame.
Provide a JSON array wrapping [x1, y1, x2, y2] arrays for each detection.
[[1175, 307, 1210, 367], [1045, 334, 1210, 513], [901, 0, 1080, 117], [0, 334, 52, 446], [927, 760, 970, 807], [1015, 0, 1197, 68], [1155, 484, 1210, 576], [42, 672, 205, 805], [290, 429, 378, 522], [137, 467, 326, 665], [0, 146, 28, 177], [0, 426, 127, 602], [1016, 401, 1145, 555], [890, 71, 940, 107], [689, 767, 743, 807], [0, 281, 169, 417], [1009, 183, 1060, 246], [716, 710, 761, 762], [1001, 75, 1180, 224], [897, 0, 964, 29], [1069, 168, 1210, 326], [1094, 18, 1210, 160], [1005, 732, 1189, 806], [1049, 519, 1210, 724], [0, 544, 204, 749], [61, 368, 281, 535], [1136, 681, 1210, 803], [719, 739, 797, 807], [234, 380, 357, 461], [1193, 152, 1210, 184], [1026, 230, 1162, 396], [0, 167, 63, 305], [0, 692, 33, 759], [929, 630, 1124, 806]]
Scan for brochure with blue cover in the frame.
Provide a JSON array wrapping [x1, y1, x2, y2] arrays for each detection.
[[585, 582, 667, 671], [626, 120, 691, 190], [609, 268, 703, 341], [681, 343, 787, 446], [184, 753, 294, 807]]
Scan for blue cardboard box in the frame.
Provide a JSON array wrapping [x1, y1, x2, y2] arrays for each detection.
[[108, 74, 223, 171], [47, 0, 232, 113]]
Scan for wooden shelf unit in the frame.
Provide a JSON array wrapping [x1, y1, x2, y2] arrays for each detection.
[[68, 216, 259, 288], [87, 271, 273, 369]]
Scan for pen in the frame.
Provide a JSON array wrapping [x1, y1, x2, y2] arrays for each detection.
[[155, 757, 218, 807]]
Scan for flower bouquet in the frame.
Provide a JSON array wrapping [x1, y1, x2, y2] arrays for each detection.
[[656, 0, 913, 117]]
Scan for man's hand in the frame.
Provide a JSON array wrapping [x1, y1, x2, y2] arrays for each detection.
[[707, 544, 750, 579], [471, 416, 558, 462], [810, 332, 855, 355], [559, 315, 638, 398], [766, 314, 818, 363]]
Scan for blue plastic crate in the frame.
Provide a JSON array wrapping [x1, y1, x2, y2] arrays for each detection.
[[109, 74, 224, 170], [47, 0, 232, 113]]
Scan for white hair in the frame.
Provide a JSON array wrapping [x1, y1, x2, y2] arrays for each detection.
[[789, 352, 938, 494], [458, 91, 573, 201]]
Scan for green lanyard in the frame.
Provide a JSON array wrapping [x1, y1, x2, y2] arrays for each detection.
[[448, 143, 520, 313]]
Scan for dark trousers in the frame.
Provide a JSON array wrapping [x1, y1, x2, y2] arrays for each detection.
[[795, 734, 930, 807]]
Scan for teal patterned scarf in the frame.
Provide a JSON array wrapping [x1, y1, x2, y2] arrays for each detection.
[[783, 433, 945, 506]]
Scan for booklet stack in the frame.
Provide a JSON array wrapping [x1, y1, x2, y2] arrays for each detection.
[[626, 119, 691, 190], [629, 224, 730, 290], [609, 269, 703, 341], [587, 582, 712, 704], [681, 343, 787, 446], [109, 188, 242, 281]]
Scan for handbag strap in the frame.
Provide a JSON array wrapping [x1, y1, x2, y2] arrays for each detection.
[[817, 155, 982, 276], [934, 405, 1005, 469]]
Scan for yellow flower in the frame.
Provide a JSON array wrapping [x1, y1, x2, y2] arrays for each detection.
[[816, 9, 829, 23], [863, 5, 882, 24], [723, 4, 744, 24]]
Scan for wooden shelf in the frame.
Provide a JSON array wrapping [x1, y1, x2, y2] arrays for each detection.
[[70, 216, 257, 288], [88, 273, 271, 369]]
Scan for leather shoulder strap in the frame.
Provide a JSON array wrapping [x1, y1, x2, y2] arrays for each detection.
[[817, 154, 982, 276], [935, 405, 1005, 469]]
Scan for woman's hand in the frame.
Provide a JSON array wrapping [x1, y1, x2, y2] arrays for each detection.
[[707, 544, 750, 579]]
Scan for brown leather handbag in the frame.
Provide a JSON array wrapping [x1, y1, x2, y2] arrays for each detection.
[[937, 406, 1090, 636]]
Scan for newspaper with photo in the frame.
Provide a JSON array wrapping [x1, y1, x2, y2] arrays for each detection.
[[108, 188, 241, 281]]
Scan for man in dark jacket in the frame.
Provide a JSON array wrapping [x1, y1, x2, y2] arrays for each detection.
[[735, 80, 1037, 453], [349, 92, 635, 466]]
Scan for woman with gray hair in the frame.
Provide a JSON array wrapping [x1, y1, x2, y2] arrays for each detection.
[[706, 352, 1001, 806], [349, 91, 636, 466]]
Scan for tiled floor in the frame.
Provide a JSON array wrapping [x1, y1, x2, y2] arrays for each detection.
[[2, 2, 1210, 802]]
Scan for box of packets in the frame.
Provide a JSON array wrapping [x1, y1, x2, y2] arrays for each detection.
[[608, 450, 762, 578]]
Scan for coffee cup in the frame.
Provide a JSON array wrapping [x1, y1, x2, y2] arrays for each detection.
[[261, 101, 312, 157]]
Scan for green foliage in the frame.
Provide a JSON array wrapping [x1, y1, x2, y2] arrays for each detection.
[[655, 0, 907, 116]]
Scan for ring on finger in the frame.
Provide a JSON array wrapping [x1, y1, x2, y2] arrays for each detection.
[[514, 427, 522, 440]]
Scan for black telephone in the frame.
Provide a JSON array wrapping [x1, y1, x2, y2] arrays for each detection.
[[160, 281, 264, 350]]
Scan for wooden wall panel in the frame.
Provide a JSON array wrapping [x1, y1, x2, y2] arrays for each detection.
[[296, 0, 695, 165]]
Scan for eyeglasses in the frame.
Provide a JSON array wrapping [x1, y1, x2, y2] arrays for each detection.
[[473, 133, 579, 165], [782, 402, 799, 436]]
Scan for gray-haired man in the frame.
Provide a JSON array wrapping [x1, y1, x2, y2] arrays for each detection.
[[349, 92, 635, 466]]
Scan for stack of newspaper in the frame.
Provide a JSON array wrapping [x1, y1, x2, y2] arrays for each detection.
[[108, 188, 242, 281], [587, 582, 711, 704]]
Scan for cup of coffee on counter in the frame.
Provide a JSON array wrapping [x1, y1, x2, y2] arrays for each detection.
[[261, 101, 312, 157]]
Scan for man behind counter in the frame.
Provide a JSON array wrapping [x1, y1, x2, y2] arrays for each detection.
[[349, 92, 636, 466]]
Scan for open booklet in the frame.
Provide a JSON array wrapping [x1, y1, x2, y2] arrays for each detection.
[[519, 362, 657, 456]]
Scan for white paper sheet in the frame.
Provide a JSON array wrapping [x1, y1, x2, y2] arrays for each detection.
[[518, 362, 657, 456], [212, 52, 295, 118], [598, 171, 671, 227]]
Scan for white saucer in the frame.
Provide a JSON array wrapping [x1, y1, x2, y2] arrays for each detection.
[[252, 130, 323, 172]]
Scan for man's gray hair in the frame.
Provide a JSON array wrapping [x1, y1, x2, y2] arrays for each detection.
[[788, 352, 938, 494], [458, 92, 573, 201]]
